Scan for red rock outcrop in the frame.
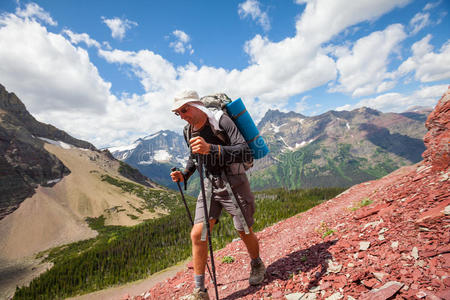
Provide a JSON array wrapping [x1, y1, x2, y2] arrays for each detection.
[[422, 86, 450, 171], [127, 88, 449, 300]]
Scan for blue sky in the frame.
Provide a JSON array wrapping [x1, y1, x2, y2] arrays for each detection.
[[0, 0, 449, 148]]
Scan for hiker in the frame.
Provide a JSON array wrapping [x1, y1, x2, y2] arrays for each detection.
[[170, 90, 266, 300]]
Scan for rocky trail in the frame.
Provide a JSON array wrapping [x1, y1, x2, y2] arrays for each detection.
[[124, 89, 449, 300]]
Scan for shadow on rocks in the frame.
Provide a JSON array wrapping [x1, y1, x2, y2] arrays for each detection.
[[222, 239, 337, 300]]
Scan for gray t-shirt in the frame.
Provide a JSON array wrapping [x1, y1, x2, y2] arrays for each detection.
[[183, 114, 252, 177]]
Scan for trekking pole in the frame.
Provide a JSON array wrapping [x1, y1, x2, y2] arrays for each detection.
[[171, 167, 216, 292], [195, 155, 220, 300], [171, 167, 194, 224]]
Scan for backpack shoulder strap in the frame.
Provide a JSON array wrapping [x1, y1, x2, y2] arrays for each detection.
[[210, 114, 229, 145], [183, 124, 191, 145], [184, 114, 229, 145]]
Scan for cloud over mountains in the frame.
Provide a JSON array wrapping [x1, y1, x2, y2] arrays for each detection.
[[0, 1, 448, 148]]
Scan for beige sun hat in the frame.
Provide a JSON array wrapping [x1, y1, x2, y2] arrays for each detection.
[[171, 90, 203, 111]]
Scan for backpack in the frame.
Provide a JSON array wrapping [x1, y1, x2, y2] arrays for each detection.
[[183, 93, 254, 170]]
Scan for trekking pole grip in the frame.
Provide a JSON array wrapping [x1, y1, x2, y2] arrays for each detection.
[[171, 167, 179, 180]]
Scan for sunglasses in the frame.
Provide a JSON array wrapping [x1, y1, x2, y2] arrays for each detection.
[[174, 106, 189, 116]]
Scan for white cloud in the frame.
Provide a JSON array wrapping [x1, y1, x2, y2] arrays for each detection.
[[0, 12, 109, 114], [294, 95, 311, 113], [98, 0, 414, 132], [169, 30, 194, 54], [398, 35, 450, 82], [0, 6, 154, 149], [99, 49, 177, 92], [63, 29, 101, 48], [336, 84, 448, 112], [295, 0, 411, 46], [330, 24, 407, 97], [102, 17, 137, 40], [15, 2, 57, 26], [0, 0, 424, 148], [238, 0, 271, 31], [424, 0, 441, 11], [409, 12, 431, 35]]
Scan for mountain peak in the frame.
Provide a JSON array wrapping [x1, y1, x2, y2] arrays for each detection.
[[141, 130, 176, 141], [0, 83, 95, 219], [354, 106, 380, 115], [258, 109, 305, 128], [0, 83, 31, 117]]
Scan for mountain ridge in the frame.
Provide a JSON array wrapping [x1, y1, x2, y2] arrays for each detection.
[[0, 83, 159, 220], [250, 102, 430, 190], [109, 103, 430, 193]]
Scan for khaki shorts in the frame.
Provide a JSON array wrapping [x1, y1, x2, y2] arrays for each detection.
[[194, 173, 255, 232]]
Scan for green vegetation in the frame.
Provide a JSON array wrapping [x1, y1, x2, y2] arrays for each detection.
[[350, 197, 373, 211], [118, 161, 137, 176], [250, 142, 404, 191], [101, 174, 180, 212], [250, 143, 320, 190], [221, 256, 235, 264], [13, 186, 345, 300], [315, 221, 336, 238], [127, 214, 139, 220]]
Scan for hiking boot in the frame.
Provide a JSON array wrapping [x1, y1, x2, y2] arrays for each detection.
[[182, 287, 210, 300], [249, 259, 266, 285]]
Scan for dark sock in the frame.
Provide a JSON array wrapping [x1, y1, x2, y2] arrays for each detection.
[[194, 274, 205, 291]]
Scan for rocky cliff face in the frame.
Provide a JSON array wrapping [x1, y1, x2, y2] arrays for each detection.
[[0, 84, 74, 219], [422, 88, 450, 171], [0, 84, 95, 150], [127, 88, 449, 300], [0, 84, 159, 220]]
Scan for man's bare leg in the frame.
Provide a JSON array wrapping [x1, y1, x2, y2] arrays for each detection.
[[238, 227, 259, 259], [191, 220, 216, 275], [238, 227, 266, 285]]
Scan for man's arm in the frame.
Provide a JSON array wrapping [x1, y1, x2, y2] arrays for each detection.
[[182, 154, 196, 181], [182, 126, 197, 181]]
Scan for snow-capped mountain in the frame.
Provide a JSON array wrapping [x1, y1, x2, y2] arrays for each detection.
[[108, 130, 189, 189], [109, 130, 188, 165]]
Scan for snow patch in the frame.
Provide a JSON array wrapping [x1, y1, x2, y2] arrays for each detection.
[[279, 136, 290, 147], [154, 150, 172, 162], [294, 138, 315, 149], [176, 157, 188, 166], [108, 142, 139, 153], [280, 137, 315, 152], [346, 122, 351, 130], [270, 123, 287, 133], [38, 137, 72, 149], [143, 132, 161, 140], [46, 178, 61, 184]]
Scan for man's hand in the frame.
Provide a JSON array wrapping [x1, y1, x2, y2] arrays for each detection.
[[170, 170, 184, 182], [189, 136, 211, 154]]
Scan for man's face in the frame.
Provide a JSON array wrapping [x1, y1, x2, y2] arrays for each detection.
[[175, 104, 201, 125]]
